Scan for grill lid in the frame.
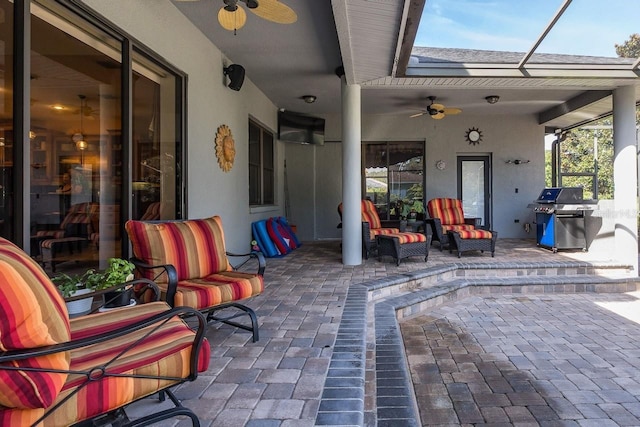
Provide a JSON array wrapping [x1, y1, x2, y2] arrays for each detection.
[[536, 187, 583, 204]]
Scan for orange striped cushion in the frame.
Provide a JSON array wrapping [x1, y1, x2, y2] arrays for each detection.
[[387, 232, 427, 244], [455, 229, 493, 239], [370, 227, 400, 240], [0, 302, 211, 426], [144, 272, 264, 309], [427, 198, 465, 225], [442, 224, 475, 232], [0, 238, 70, 409], [126, 216, 232, 282], [361, 200, 382, 230]]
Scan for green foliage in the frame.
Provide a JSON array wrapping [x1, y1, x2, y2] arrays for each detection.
[[615, 33, 640, 58], [95, 258, 136, 290], [53, 258, 135, 296], [52, 269, 99, 298]]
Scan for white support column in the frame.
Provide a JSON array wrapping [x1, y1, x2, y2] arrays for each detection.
[[612, 86, 638, 274], [340, 73, 362, 265]]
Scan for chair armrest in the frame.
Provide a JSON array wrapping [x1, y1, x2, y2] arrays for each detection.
[[130, 258, 179, 307], [227, 251, 266, 276], [465, 217, 482, 227], [0, 305, 207, 378]]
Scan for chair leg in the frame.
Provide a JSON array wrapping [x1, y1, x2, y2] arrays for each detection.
[[207, 303, 260, 342]]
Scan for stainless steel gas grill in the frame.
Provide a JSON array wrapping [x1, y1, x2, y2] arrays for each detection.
[[530, 187, 597, 253]]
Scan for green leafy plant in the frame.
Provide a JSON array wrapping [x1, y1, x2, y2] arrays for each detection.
[[52, 269, 99, 298], [92, 258, 136, 291]]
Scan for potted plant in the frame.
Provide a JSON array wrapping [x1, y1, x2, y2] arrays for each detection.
[[92, 258, 136, 308], [52, 270, 98, 317]]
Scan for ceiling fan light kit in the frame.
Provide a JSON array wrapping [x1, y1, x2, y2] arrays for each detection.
[[410, 96, 462, 120]]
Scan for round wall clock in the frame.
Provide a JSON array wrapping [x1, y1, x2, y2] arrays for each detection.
[[435, 160, 446, 170], [215, 124, 236, 172], [465, 127, 483, 145]]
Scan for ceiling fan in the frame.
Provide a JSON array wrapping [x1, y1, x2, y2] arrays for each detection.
[[410, 96, 462, 120], [72, 95, 99, 120], [176, 0, 297, 33]]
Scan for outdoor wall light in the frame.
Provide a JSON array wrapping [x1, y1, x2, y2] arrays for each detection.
[[485, 95, 500, 104], [505, 159, 530, 165]]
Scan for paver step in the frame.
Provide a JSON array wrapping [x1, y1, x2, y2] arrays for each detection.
[[365, 261, 636, 303]]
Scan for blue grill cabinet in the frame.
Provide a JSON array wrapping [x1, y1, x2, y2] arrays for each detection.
[[532, 187, 593, 253]]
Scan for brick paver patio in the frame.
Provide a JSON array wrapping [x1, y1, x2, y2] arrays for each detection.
[[121, 238, 640, 426]]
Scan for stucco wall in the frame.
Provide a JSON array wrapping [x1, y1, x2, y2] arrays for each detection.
[[81, 1, 580, 246], [83, 0, 283, 253], [287, 113, 546, 240]]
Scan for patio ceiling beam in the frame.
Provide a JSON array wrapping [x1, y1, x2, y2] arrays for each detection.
[[518, 0, 572, 69], [394, 0, 426, 77], [538, 90, 611, 125], [405, 64, 640, 79]]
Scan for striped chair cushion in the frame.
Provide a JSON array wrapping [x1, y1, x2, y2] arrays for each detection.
[[0, 238, 70, 410], [455, 229, 493, 239], [427, 198, 466, 226], [126, 216, 232, 282], [361, 200, 382, 229], [0, 302, 211, 426], [388, 232, 428, 244], [370, 227, 400, 240], [35, 202, 97, 238], [144, 272, 264, 309], [442, 224, 475, 233]]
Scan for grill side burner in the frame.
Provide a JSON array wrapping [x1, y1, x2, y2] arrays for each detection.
[[529, 187, 597, 253]]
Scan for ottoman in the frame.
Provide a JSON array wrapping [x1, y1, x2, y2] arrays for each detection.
[[376, 232, 431, 266], [447, 229, 497, 258]]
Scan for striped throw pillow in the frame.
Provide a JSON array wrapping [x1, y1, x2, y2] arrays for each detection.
[[0, 238, 70, 409]]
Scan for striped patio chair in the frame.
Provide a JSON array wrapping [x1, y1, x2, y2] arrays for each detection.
[[0, 237, 209, 426], [338, 199, 400, 259], [125, 215, 266, 342], [426, 198, 481, 250]]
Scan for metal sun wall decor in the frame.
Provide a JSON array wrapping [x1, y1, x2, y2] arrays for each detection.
[[215, 124, 236, 172]]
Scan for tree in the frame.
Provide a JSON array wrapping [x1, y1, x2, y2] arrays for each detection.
[[615, 33, 640, 58], [548, 34, 639, 200]]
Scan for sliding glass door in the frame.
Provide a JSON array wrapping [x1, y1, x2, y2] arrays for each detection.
[[0, 0, 185, 273]]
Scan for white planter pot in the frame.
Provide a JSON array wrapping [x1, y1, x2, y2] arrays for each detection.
[[66, 288, 94, 317]]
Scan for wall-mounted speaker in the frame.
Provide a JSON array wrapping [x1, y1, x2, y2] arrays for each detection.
[[223, 64, 245, 91]]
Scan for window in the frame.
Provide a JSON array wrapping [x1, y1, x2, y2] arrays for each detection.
[[363, 141, 425, 220], [249, 120, 274, 205]]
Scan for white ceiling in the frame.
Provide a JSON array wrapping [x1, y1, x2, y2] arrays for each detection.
[[171, 0, 640, 130]]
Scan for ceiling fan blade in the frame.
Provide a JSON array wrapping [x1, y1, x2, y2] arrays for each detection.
[[218, 6, 247, 31], [409, 111, 426, 118], [249, 0, 297, 24], [442, 108, 462, 115], [431, 112, 445, 120]]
